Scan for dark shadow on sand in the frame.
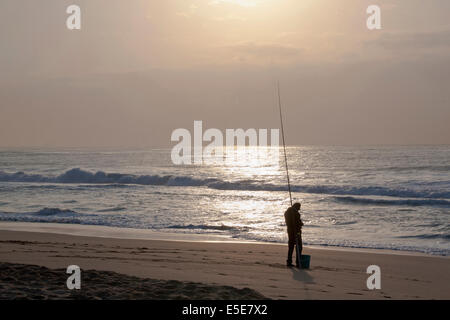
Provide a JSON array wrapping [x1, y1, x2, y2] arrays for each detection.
[[290, 268, 315, 284]]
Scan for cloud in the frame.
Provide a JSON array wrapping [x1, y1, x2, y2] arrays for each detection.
[[366, 29, 450, 50], [209, 0, 258, 8], [176, 3, 199, 18], [211, 14, 247, 22], [225, 42, 302, 58]]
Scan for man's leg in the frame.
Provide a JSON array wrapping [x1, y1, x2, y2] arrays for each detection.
[[296, 233, 303, 267], [298, 232, 303, 255], [287, 237, 295, 265]]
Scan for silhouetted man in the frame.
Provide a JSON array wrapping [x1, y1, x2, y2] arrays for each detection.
[[284, 202, 303, 267]]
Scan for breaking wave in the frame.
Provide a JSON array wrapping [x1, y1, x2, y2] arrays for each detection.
[[33, 207, 79, 216], [0, 207, 88, 225], [1, 168, 449, 199]]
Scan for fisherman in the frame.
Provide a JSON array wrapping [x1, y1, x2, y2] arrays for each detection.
[[284, 202, 303, 267]]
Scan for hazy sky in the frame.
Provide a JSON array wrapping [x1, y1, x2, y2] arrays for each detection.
[[1, 0, 449, 147]]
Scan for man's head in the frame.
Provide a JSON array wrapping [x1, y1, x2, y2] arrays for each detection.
[[292, 202, 301, 211]]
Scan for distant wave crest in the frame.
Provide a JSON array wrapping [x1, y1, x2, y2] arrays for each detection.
[[168, 224, 249, 232], [396, 233, 450, 240], [332, 196, 450, 207], [1, 168, 449, 199]]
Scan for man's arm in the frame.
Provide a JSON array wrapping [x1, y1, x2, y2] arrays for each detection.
[[295, 212, 303, 232]]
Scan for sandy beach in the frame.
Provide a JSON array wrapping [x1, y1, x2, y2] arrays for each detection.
[[0, 222, 448, 300]]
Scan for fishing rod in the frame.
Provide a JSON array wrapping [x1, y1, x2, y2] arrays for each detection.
[[277, 81, 292, 207], [277, 84, 308, 269], [278, 82, 305, 269]]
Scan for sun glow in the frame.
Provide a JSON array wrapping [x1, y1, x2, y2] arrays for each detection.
[[203, 146, 281, 178]]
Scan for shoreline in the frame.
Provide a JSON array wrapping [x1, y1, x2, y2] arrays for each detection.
[[0, 223, 449, 299], [0, 221, 443, 258]]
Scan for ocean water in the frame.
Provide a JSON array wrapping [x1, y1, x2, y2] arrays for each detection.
[[0, 146, 449, 255]]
